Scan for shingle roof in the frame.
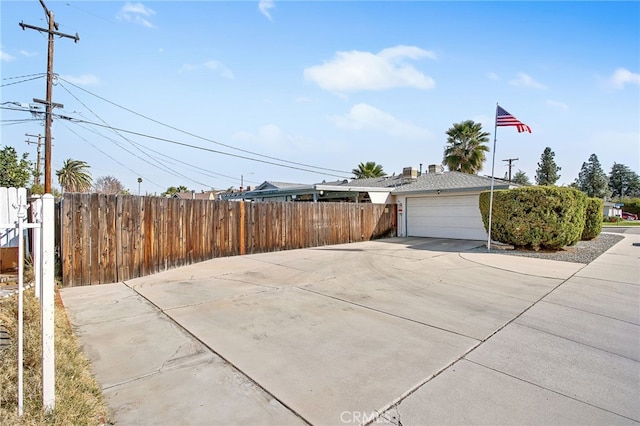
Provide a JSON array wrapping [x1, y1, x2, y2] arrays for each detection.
[[259, 181, 310, 190], [335, 171, 512, 193], [391, 171, 512, 193]]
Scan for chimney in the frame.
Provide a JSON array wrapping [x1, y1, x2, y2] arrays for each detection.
[[428, 164, 444, 174], [402, 167, 418, 181]]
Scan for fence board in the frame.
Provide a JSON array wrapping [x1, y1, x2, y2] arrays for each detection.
[[59, 195, 396, 286]]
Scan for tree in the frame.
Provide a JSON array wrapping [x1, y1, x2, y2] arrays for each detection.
[[535, 147, 561, 185], [94, 175, 127, 195], [56, 158, 93, 193], [608, 163, 640, 198], [352, 162, 386, 179], [442, 120, 489, 174], [0, 146, 33, 187], [162, 185, 189, 197], [574, 153, 610, 198], [512, 170, 531, 186]]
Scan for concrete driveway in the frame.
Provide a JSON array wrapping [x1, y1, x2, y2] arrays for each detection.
[[60, 236, 640, 425]]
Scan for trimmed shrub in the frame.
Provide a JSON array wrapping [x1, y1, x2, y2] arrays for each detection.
[[479, 186, 586, 250], [582, 197, 603, 240]]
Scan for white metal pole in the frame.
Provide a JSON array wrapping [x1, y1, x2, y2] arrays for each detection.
[[17, 201, 26, 416], [487, 103, 499, 251], [33, 196, 42, 299], [41, 194, 55, 411]]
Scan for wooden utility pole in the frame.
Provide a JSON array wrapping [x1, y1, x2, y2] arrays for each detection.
[[25, 133, 44, 186], [502, 158, 519, 183], [20, 0, 78, 194]]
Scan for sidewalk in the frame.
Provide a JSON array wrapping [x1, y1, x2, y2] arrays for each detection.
[[60, 234, 639, 425], [388, 233, 640, 425]]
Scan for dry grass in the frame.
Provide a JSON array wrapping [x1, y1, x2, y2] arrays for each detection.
[[0, 288, 109, 425]]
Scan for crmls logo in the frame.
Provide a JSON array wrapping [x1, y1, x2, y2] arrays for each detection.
[[340, 410, 396, 424]]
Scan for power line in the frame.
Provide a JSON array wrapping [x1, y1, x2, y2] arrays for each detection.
[[2, 73, 47, 81], [59, 121, 164, 189], [70, 121, 211, 188], [57, 77, 351, 175], [66, 117, 349, 179], [1, 75, 46, 87], [56, 80, 208, 187], [70, 118, 249, 184]]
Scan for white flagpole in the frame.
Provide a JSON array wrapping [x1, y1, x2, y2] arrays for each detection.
[[487, 103, 499, 250]]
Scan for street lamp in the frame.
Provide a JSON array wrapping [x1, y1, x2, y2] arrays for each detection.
[[137, 177, 142, 195]]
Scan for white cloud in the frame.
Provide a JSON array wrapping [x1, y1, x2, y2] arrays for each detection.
[[232, 124, 313, 154], [546, 100, 568, 111], [487, 72, 500, 81], [203, 60, 234, 79], [1, 46, 15, 62], [304, 45, 436, 92], [509, 72, 547, 89], [608, 68, 640, 89], [117, 2, 156, 28], [60, 73, 100, 86], [181, 60, 234, 79], [259, 0, 275, 21], [330, 103, 431, 140], [19, 50, 37, 57]]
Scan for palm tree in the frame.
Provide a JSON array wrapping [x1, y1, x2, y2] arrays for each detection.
[[442, 120, 490, 174], [56, 158, 92, 193], [352, 162, 386, 179]]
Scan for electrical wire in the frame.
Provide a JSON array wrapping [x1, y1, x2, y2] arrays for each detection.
[[64, 115, 349, 179], [57, 77, 351, 175], [1, 75, 46, 88], [59, 120, 164, 189], [1, 73, 46, 81], [70, 121, 213, 188], [56, 80, 212, 187]]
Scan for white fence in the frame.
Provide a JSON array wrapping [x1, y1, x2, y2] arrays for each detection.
[[1, 187, 27, 250], [0, 188, 56, 414]]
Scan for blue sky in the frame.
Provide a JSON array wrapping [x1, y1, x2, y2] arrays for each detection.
[[1, 1, 639, 194]]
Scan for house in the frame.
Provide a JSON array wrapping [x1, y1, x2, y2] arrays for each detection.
[[220, 180, 395, 203], [172, 190, 222, 200], [220, 165, 517, 241], [603, 202, 623, 218], [391, 168, 515, 240]]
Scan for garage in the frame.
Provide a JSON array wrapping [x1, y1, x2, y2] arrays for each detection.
[[406, 194, 487, 240]]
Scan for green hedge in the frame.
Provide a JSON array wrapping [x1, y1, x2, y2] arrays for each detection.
[[582, 197, 603, 240], [479, 186, 586, 250]]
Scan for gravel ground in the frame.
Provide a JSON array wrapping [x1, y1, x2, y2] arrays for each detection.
[[468, 232, 625, 264]]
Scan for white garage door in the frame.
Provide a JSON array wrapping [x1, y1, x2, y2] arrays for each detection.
[[406, 194, 487, 240]]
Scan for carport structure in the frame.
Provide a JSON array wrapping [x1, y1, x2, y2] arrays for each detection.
[[61, 236, 639, 425]]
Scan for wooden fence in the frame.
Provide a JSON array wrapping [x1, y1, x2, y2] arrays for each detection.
[[58, 194, 396, 286]]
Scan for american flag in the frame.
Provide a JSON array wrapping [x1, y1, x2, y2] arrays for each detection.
[[496, 105, 531, 133]]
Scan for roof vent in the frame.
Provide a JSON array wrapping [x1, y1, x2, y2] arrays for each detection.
[[428, 164, 444, 174], [402, 167, 418, 181]]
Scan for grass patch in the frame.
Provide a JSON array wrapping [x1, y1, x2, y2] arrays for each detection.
[[0, 288, 109, 425], [602, 221, 640, 227]]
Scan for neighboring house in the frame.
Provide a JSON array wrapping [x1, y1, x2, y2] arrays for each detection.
[[221, 180, 395, 203], [172, 190, 222, 200], [603, 202, 623, 218]]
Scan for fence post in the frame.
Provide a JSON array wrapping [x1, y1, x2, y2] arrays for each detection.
[[32, 196, 42, 299], [41, 194, 55, 411], [17, 197, 26, 416]]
